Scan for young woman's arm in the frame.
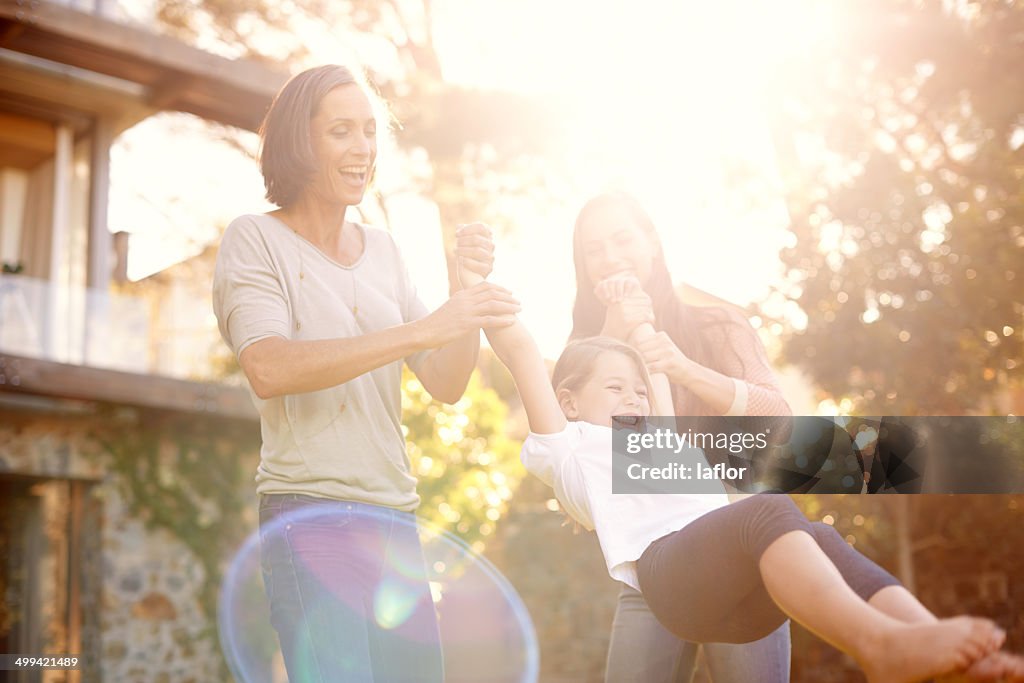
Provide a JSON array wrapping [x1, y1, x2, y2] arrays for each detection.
[[594, 275, 789, 417], [635, 320, 792, 417]]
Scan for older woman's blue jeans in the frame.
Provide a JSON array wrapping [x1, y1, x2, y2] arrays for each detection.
[[259, 494, 444, 683]]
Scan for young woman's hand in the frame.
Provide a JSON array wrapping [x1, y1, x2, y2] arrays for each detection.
[[635, 331, 692, 384], [455, 222, 494, 289], [420, 282, 519, 346], [596, 275, 654, 340]]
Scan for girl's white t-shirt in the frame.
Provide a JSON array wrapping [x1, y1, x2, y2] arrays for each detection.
[[521, 421, 730, 590]]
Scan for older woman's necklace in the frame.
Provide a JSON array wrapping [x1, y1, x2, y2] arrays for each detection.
[[292, 226, 360, 331]]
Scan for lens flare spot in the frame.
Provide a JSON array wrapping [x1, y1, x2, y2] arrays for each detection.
[[374, 578, 420, 630]]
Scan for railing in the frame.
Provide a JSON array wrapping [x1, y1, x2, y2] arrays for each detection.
[[0, 273, 150, 374]]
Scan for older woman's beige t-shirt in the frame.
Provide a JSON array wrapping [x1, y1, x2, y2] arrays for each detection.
[[212, 213, 431, 511]]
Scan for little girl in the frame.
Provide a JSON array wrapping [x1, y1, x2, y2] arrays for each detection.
[[460, 263, 1024, 682]]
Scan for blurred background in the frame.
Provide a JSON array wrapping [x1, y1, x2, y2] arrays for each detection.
[[0, 0, 1022, 680]]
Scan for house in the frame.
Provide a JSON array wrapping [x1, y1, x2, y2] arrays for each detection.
[[0, 1, 288, 679]]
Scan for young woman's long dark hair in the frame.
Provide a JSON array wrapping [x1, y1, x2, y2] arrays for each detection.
[[569, 191, 746, 412]]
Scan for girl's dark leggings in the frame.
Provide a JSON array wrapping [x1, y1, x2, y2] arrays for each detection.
[[637, 494, 900, 644]]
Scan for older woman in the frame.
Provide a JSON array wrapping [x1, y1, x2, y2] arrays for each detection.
[[569, 191, 792, 683], [212, 64, 519, 682]]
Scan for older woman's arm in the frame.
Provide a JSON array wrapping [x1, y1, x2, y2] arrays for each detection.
[[413, 330, 481, 405], [240, 282, 518, 400], [412, 222, 502, 404]]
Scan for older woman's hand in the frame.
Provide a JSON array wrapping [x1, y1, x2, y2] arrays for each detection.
[[455, 222, 495, 289], [596, 275, 654, 340], [420, 282, 520, 347]]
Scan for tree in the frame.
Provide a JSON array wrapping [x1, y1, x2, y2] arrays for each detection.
[[401, 368, 526, 551], [767, 0, 1024, 414], [765, 10, 1024, 674], [151, 0, 568, 268]]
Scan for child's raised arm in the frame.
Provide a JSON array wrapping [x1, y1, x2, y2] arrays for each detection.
[[593, 276, 674, 415], [457, 237, 566, 435], [630, 323, 673, 414], [483, 318, 567, 435]]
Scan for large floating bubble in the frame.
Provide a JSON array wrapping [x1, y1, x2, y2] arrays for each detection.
[[219, 504, 538, 682]]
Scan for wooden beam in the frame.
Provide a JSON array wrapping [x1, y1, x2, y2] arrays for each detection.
[[0, 63, 151, 133], [0, 18, 24, 46], [0, 0, 288, 131], [0, 110, 55, 155], [0, 353, 259, 421], [148, 73, 197, 111], [0, 1, 280, 87], [43, 124, 72, 358], [0, 145, 50, 169], [86, 117, 111, 289]]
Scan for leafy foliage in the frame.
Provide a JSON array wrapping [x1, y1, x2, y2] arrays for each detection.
[[402, 368, 525, 553], [768, 0, 1024, 414]]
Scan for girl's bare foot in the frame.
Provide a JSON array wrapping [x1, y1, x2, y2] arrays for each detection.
[[859, 617, 1005, 683], [964, 651, 1024, 682]]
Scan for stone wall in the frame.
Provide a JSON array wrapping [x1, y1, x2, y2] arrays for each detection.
[[96, 485, 221, 683], [0, 406, 260, 683]]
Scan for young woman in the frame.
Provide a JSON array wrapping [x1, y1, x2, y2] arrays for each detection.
[[212, 65, 519, 681], [570, 191, 792, 682], [459, 257, 1022, 682]]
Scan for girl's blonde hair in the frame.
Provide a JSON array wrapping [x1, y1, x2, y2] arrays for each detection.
[[550, 336, 653, 534], [551, 336, 654, 415]]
